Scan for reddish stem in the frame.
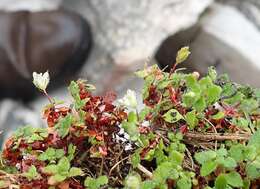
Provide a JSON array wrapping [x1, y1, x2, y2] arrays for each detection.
[[169, 63, 177, 78], [43, 90, 54, 105]]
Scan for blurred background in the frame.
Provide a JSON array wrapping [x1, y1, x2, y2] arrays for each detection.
[[0, 0, 260, 144]]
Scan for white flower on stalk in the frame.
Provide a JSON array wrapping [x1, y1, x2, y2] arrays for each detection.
[[118, 89, 137, 109], [32, 71, 50, 91]]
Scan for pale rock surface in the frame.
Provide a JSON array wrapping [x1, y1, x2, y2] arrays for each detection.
[[63, 0, 213, 66], [0, 99, 42, 147], [0, 0, 62, 12]]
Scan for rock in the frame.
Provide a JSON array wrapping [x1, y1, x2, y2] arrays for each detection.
[[0, 99, 42, 147], [0, 9, 92, 101], [156, 3, 260, 87], [62, 0, 213, 66], [217, 0, 260, 30], [0, 0, 62, 12]]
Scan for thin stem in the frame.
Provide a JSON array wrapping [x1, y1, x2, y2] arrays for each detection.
[[169, 63, 177, 78], [99, 157, 104, 176], [109, 156, 129, 176], [204, 118, 218, 150], [43, 90, 54, 104], [137, 164, 153, 178], [185, 148, 194, 170]]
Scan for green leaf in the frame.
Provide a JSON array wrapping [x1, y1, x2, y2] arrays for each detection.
[[193, 97, 206, 112], [207, 85, 222, 105], [182, 91, 198, 107], [218, 157, 237, 168], [67, 144, 76, 161], [155, 148, 167, 165], [240, 98, 258, 113], [243, 179, 251, 189], [224, 92, 243, 105], [208, 66, 217, 81], [158, 79, 172, 90], [121, 111, 139, 141], [244, 145, 257, 161], [38, 148, 55, 161], [225, 171, 243, 188], [144, 149, 155, 161], [185, 110, 198, 129], [68, 167, 83, 177], [56, 149, 65, 159], [49, 174, 66, 184], [163, 109, 184, 123], [200, 161, 217, 176], [199, 76, 213, 88], [69, 81, 86, 109], [13, 126, 44, 142], [185, 74, 200, 91], [57, 157, 70, 174], [139, 107, 151, 121], [38, 148, 65, 161], [248, 129, 260, 149], [232, 117, 249, 130], [84, 176, 108, 189], [169, 150, 183, 166], [125, 173, 142, 189], [176, 46, 191, 64], [27, 133, 44, 143], [43, 164, 58, 174], [141, 180, 157, 189], [122, 121, 139, 141], [229, 144, 245, 162], [128, 111, 138, 123], [215, 174, 228, 189], [22, 165, 40, 181], [216, 148, 228, 157], [153, 162, 172, 183], [212, 111, 225, 120], [55, 114, 73, 138], [195, 150, 216, 164], [131, 151, 141, 168], [176, 176, 192, 189], [221, 82, 235, 97], [246, 159, 260, 179]]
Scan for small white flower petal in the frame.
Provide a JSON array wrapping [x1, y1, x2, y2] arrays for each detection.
[[32, 71, 50, 91], [118, 89, 137, 109]]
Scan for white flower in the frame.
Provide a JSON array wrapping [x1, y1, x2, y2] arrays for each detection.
[[118, 89, 137, 109], [32, 71, 50, 91]]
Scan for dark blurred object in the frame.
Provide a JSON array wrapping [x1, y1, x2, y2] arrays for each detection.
[[0, 9, 91, 101], [156, 3, 260, 88], [155, 26, 198, 72]]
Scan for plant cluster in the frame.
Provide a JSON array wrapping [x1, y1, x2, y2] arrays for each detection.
[[1, 47, 260, 188]]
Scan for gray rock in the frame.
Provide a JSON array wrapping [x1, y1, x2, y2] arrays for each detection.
[[0, 99, 42, 147], [62, 0, 213, 66], [0, 0, 62, 11], [156, 3, 260, 87], [217, 0, 260, 30]]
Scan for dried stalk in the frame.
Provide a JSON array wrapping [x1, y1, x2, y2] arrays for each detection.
[[109, 156, 129, 176], [137, 164, 153, 178], [184, 132, 251, 141]]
